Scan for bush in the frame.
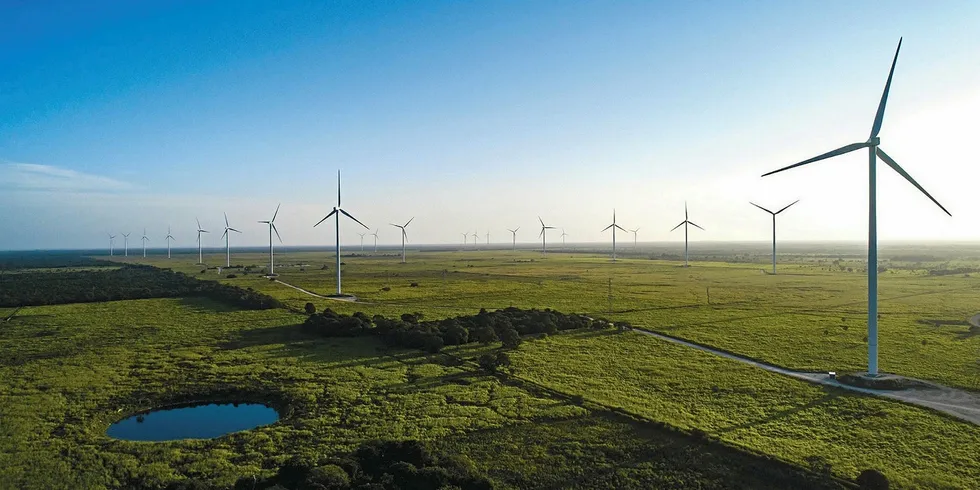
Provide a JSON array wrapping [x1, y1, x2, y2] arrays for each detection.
[[305, 464, 351, 489], [478, 352, 511, 374], [305, 302, 317, 315], [856, 469, 889, 489]]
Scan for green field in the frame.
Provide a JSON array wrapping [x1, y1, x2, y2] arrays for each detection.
[[2, 246, 979, 488]]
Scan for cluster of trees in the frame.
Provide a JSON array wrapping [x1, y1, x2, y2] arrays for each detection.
[[303, 306, 622, 354], [0, 265, 282, 310], [220, 440, 491, 490]]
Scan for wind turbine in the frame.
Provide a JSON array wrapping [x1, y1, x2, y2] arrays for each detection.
[[122, 233, 130, 257], [537, 217, 556, 253], [761, 38, 950, 376], [357, 232, 366, 251], [629, 228, 640, 250], [601, 209, 628, 261], [108, 234, 116, 256], [560, 229, 568, 251], [195, 218, 209, 264], [390, 218, 414, 263], [670, 203, 704, 267], [221, 213, 241, 268], [258, 204, 282, 276], [461, 232, 468, 246], [314, 170, 369, 295], [750, 200, 799, 275], [165, 226, 175, 259], [471, 231, 479, 249], [371, 229, 379, 252], [507, 227, 520, 251], [486, 230, 490, 246], [140, 228, 149, 258]]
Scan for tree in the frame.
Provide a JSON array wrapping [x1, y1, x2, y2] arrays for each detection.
[[498, 327, 521, 349], [856, 469, 889, 490], [478, 352, 510, 373], [305, 302, 317, 315], [304, 464, 351, 489]]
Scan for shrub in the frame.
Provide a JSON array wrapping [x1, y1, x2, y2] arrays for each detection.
[[856, 469, 889, 489], [305, 302, 317, 315], [305, 464, 351, 489], [478, 352, 511, 374]]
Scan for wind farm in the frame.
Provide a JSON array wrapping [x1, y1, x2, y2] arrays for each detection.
[[4, 4, 978, 489]]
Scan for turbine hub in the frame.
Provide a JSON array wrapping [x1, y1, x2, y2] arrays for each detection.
[[866, 136, 880, 146]]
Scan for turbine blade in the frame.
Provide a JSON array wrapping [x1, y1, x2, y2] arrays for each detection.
[[602, 224, 614, 232], [340, 209, 369, 229], [314, 209, 338, 227], [538, 228, 544, 238], [775, 200, 800, 215], [404, 216, 414, 227], [230, 228, 241, 233], [221, 230, 228, 239], [870, 38, 902, 139], [272, 223, 283, 243], [689, 221, 705, 231], [272, 203, 280, 222], [515, 226, 520, 232], [538, 216, 545, 227], [670, 222, 685, 232], [224, 212, 229, 228], [762, 142, 869, 177], [876, 147, 951, 216], [337, 170, 341, 206], [197, 218, 202, 229], [750, 202, 774, 214], [614, 224, 627, 232]]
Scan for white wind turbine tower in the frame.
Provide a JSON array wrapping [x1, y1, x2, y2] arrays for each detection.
[[601, 209, 628, 261], [670, 203, 704, 267], [485, 230, 490, 246], [140, 229, 149, 258], [507, 227, 520, 251], [258, 204, 282, 276], [390, 218, 414, 263], [560, 229, 568, 251], [761, 38, 950, 377], [371, 229, 379, 252], [749, 200, 799, 275], [195, 218, 209, 264], [471, 231, 479, 249], [537, 217, 556, 253], [122, 233, 130, 257], [629, 228, 640, 250], [357, 232, 366, 252], [314, 170, 369, 295], [108, 234, 116, 256], [461, 232, 468, 246], [165, 226, 175, 259], [221, 213, 241, 268]]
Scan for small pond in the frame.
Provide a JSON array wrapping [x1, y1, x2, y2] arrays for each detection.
[[107, 402, 279, 441]]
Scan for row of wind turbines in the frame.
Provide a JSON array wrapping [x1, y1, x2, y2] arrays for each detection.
[[105, 39, 947, 378]]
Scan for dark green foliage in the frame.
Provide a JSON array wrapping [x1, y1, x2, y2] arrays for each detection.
[[478, 352, 511, 374], [856, 469, 889, 489], [303, 307, 614, 354], [305, 302, 317, 314], [0, 265, 282, 310]]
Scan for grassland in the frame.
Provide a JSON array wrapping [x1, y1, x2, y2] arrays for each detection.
[[3, 245, 980, 488]]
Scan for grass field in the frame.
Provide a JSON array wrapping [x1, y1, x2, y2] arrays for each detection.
[[3, 245, 980, 488]]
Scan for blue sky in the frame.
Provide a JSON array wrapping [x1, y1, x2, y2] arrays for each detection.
[[2, 1, 979, 250]]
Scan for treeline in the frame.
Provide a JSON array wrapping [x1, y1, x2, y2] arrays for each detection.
[[303, 306, 625, 353], [0, 265, 282, 310]]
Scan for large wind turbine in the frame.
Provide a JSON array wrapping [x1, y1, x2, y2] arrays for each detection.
[[165, 227, 175, 259], [258, 204, 282, 276], [629, 228, 640, 250], [122, 233, 130, 257], [314, 170, 369, 295], [538, 217, 556, 253], [390, 218, 414, 263], [108, 234, 116, 256], [507, 227, 520, 251], [195, 218, 208, 264], [601, 209, 628, 261], [761, 38, 950, 376], [670, 203, 704, 267], [750, 200, 799, 275], [371, 229, 379, 252], [140, 229, 149, 258], [221, 213, 241, 267]]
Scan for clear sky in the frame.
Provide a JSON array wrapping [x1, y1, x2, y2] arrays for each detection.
[[2, 1, 979, 251]]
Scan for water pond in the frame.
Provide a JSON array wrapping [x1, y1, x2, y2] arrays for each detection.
[[107, 402, 279, 441]]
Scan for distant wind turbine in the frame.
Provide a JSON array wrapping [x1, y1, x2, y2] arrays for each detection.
[[750, 200, 799, 275], [165, 226, 175, 259], [538, 217, 556, 253], [357, 232, 366, 251], [761, 38, 950, 376], [141, 228, 149, 258], [221, 213, 241, 267], [461, 232, 468, 246], [670, 203, 704, 267], [471, 231, 479, 249], [371, 229, 379, 252], [108, 234, 116, 256], [195, 218, 209, 264], [314, 170, 369, 295], [560, 229, 568, 251], [601, 209, 628, 261], [390, 218, 414, 263], [629, 228, 640, 250], [507, 227, 520, 251], [122, 233, 130, 257], [258, 204, 282, 276], [486, 230, 490, 246]]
